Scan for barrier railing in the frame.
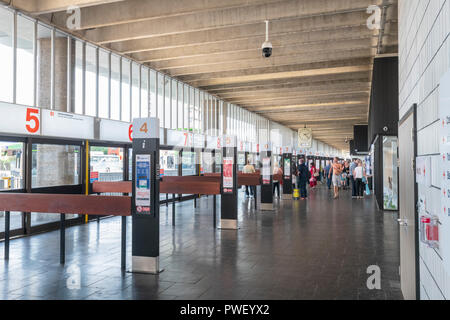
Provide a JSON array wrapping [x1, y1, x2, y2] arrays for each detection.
[[0, 193, 131, 268]]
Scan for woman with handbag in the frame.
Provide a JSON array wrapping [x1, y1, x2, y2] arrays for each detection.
[[309, 163, 318, 188]]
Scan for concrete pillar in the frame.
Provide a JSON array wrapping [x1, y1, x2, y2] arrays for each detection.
[[35, 36, 78, 203]]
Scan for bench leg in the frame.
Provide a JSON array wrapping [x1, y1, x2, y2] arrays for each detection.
[[4, 211, 10, 260], [194, 196, 197, 208], [60, 214, 65, 264], [121, 216, 126, 270], [172, 194, 175, 227], [166, 194, 168, 207], [254, 186, 257, 210], [213, 195, 216, 229]]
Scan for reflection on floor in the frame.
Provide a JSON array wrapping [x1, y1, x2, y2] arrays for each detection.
[[0, 185, 403, 300]]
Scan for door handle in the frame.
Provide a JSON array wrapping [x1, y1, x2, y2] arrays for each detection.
[[397, 218, 408, 226]]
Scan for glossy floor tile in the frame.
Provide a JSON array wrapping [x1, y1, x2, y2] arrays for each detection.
[[0, 185, 403, 300]]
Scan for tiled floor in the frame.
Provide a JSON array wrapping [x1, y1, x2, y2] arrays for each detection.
[[0, 185, 403, 300]]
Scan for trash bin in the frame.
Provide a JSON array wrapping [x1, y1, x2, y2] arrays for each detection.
[[293, 188, 300, 200]]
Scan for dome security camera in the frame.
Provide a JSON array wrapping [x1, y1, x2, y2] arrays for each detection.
[[262, 41, 272, 58], [262, 20, 272, 58]]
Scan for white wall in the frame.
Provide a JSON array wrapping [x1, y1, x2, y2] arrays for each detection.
[[399, 0, 450, 300]]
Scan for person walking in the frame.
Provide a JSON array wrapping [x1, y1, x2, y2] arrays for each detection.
[[329, 157, 344, 199], [297, 158, 309, 200], [353, 159, 366, 199], [309, 163, 317, 188], [349, 159, 358, 198], [324, 160, 332, 189], [272, 162, 283, 198], [243, 160, 256, 198]]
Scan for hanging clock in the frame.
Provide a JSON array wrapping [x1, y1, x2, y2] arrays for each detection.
[[298, 128, 312, 148]]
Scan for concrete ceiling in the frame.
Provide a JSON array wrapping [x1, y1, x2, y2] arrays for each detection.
[[5, 0, 398, 150]]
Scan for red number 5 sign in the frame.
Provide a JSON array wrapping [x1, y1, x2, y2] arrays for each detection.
[[25, 108, 40, 134]]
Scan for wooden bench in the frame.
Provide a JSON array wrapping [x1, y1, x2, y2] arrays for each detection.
[[92, 178, 221, 228], [0, 193, 131, 268]]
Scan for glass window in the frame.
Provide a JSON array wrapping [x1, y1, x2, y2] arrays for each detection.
[[36, 23, 52, 109], [215, 151, 221, 173], [0, 141, 25, 234], [54, 32, 68, 111], [383, 136, 398, 210], [157, 73, 164, 127], [74, 40, 83, 114], [171, 80, 177, 129], [184, 84, 189, 131], [32, 144, 80, 188], [110, 54, 120, 120], [182, 151, 196, 176], [161, 150, 179, 177], [85, 45, 97, 116], [121, 58, 131, 122], [178, 82, 183, 130], [131, 62, 140, 120], [200, 91, 204, 134], [98, 49, 109, 118], [189, 87, 194, 131], [16, 15, 34, 106], [0, 8, 13, 103], [164, 76, 171, 128], [194, 89, 199, 133], [149, 70, 156, 117], [0, 142, 24, 190], [89, 146, 124, 182], [141, 67, 149, 118]]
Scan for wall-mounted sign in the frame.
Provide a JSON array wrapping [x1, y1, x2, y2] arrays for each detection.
[[193, 134, 205, 149], [416, 156, 431, 187], [100, 119, 132, 143], [222, 135, 236, 148], [0, 102, 41, 136], [283, 146, 292, 154], [167, 130, 192, 147], [206, 136, 219, 150], [298, 128, 312, 148], [41, 109, 94, 140]]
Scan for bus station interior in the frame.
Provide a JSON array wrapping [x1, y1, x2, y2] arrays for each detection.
[[0, 0, 449, 301]]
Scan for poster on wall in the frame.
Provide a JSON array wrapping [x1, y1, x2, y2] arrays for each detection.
[[416, 156, 431, 186], [223, 157, 234, 192]]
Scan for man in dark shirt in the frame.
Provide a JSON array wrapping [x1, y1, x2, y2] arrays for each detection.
[[297, 158, 309, 200]]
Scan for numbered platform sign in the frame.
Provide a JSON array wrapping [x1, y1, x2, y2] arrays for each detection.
[[0, 102, 41, 136]]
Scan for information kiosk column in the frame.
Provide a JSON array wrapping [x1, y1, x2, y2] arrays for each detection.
[[220, 135, 238, 230], [131, 117, 162, 274], [260, 142, 273, 211], [282, 146, 293, 200]]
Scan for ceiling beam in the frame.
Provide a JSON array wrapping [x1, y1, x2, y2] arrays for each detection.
[[44, 0, 281, 29], [185, 62, 373, 87], [82, 0, 380, 44]]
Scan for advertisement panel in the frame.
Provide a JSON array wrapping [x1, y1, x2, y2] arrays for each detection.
[[223, 157, 234, 192]]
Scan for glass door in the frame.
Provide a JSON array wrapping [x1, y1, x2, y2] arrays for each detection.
[[31, 141, 82, 228], [0, 140, 25, 238], [382, 136, 399, 210]]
